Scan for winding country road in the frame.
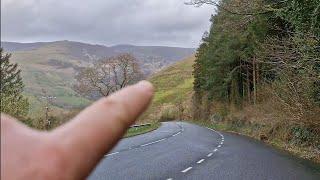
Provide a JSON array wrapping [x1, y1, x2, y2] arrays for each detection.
[[88, 122, 320, 180]]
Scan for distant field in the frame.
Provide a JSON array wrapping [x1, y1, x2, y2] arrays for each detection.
[[140, 55, 195, 123], [19, 63, 91, 117]]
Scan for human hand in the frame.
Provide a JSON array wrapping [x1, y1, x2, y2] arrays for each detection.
[[1, 81, 154, 180]]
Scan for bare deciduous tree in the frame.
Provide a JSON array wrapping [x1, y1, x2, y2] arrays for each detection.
[[74, 53, 143, 99], [185, 0, 272, 16]]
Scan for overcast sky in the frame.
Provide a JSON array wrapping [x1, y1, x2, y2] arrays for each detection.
[[1, 0, 215, 48]]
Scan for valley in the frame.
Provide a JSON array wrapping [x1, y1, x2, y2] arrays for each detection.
[[1, 40, 195, 117]]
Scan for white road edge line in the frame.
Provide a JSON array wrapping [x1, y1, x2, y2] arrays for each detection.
[[214, 149, 218, 152], [167, 178, 173, 180], [197, 159, 205, 164], [105, 151, 119, 157], [181, 167, 193, 173], [207, 153, 213, 157], [172, 131, 181, 137], [218, 145, 221, 148]]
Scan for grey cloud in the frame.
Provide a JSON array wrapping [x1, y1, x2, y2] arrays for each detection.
[[1, 0, 215, 47]]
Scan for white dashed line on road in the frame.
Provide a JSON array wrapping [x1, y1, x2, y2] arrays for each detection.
[[140, 142, 155, 147], [158, 138, 166, 142], [106, 123, 184, 159], [168, 125, 226, 178], [105, 151, 119, 157], [140, 138, 166, 147], [181, 167, 193, 173], [172, 131, 181, 137]]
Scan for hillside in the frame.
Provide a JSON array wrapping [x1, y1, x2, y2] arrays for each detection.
[[140, 55, 195, 123], [1, 41, 195, 117], [2, 41, 195, 75]]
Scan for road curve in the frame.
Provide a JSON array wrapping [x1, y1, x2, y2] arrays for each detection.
[[88, 122, 320, 180]]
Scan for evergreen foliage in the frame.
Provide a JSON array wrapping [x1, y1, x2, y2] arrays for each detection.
[[1, 48, 29, 118], [193, 0, 320, 129]]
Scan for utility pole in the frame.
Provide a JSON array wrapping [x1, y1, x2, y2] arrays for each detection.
[[41, 94, 56, 130], [45, 106, 49, 129]]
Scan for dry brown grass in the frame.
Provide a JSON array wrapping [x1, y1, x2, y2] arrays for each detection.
[[139, 56, 195, 123]]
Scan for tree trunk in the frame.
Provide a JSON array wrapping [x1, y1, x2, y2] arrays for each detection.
[[246, 64, 251, 104], [253, 56, 257, 105], [241, 59, 245, 99], [256, 60, 260, 102]]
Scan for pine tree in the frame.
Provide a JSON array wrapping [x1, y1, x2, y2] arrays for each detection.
[[0, 48, 29, 118]]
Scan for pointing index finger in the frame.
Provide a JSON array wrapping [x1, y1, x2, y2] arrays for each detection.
[[53, 81, 154, 178]]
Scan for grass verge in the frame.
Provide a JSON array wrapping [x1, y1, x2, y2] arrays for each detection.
[[124, 122, 161, 138]]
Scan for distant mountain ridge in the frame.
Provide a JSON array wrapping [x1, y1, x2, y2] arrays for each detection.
[[1, 40, 194, 60], [0, 40, 195, 116]]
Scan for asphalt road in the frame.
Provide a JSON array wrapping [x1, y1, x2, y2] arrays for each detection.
[[88, 122, 320, 180]]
